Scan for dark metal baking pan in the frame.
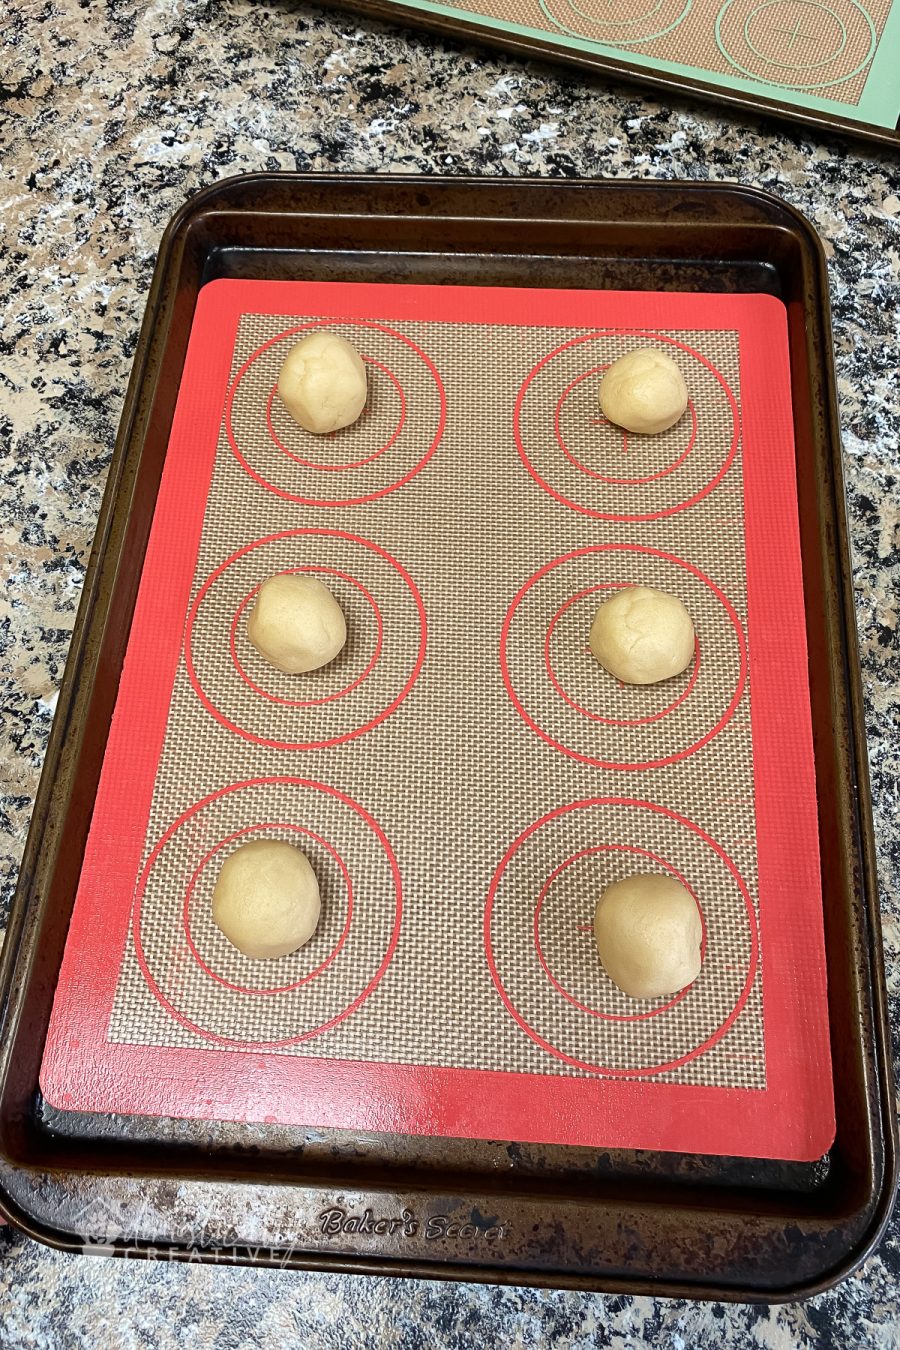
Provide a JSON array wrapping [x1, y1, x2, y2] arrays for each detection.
[[329, 0, 900, 149], [0, 174, 894, 1299]]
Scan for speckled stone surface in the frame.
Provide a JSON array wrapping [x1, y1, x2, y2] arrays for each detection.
[[1, 0, 898, 1343]]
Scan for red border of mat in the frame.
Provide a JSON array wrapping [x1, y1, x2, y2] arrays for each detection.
[[40, 280, 833, 1160]]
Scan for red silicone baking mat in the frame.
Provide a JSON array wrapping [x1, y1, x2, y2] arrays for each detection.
[[39, 279, 834, 1160]]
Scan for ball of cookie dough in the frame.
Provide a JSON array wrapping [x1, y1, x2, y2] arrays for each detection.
[[598, 349, 688, 435], [594, 873, 702, 999], [247, 573, 347, 675], [277, 330, 368, 435], [589, 585, 694, 685], [212, 839, 321, 959]]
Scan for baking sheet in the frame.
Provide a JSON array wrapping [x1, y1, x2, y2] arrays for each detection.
[[367, 0, 900, 129], [40, 279, 834, 1159]]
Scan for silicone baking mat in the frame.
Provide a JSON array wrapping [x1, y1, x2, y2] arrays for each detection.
[[363, 0, 900, 130], [40, 280, 833, 1159]]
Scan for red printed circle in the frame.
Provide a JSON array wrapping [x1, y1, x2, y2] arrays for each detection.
[[500, 543, 747, 771], [182, 821, 354, 996], [265, 355, 407, 472], [229, 565, 384, 709], [226, 319, 446, 507], [132, 777, 403, 1049], [544, 581, 701, 727], [554, 364, 699, 486], [533, 843, 707, 1022], [484, 797, 759, 1077], [514, 330, 741, 520], [185, 528, 427, 752]]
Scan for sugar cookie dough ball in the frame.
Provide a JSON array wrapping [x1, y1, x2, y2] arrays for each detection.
[[594, 873, 702, 999], [589, 585, 694, 685], [277, 330, 368, 435], [599, 349, 688, 435], [212, 839, 321, 959], [248, 573, 347, 675]]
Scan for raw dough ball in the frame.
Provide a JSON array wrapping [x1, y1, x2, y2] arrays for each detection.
[[277, 330, 368, 435], [598, 349, 688, 435], [247, 573, 347, 675], [589, 585, 694, 685], [212, 839, 321, 959], [593, 873, 702, 999]]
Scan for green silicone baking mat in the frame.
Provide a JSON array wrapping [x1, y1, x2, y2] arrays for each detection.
[[335, 0, 900, 140]]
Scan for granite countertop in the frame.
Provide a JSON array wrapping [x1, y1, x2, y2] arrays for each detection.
[[1, 1, 898, 1344]]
